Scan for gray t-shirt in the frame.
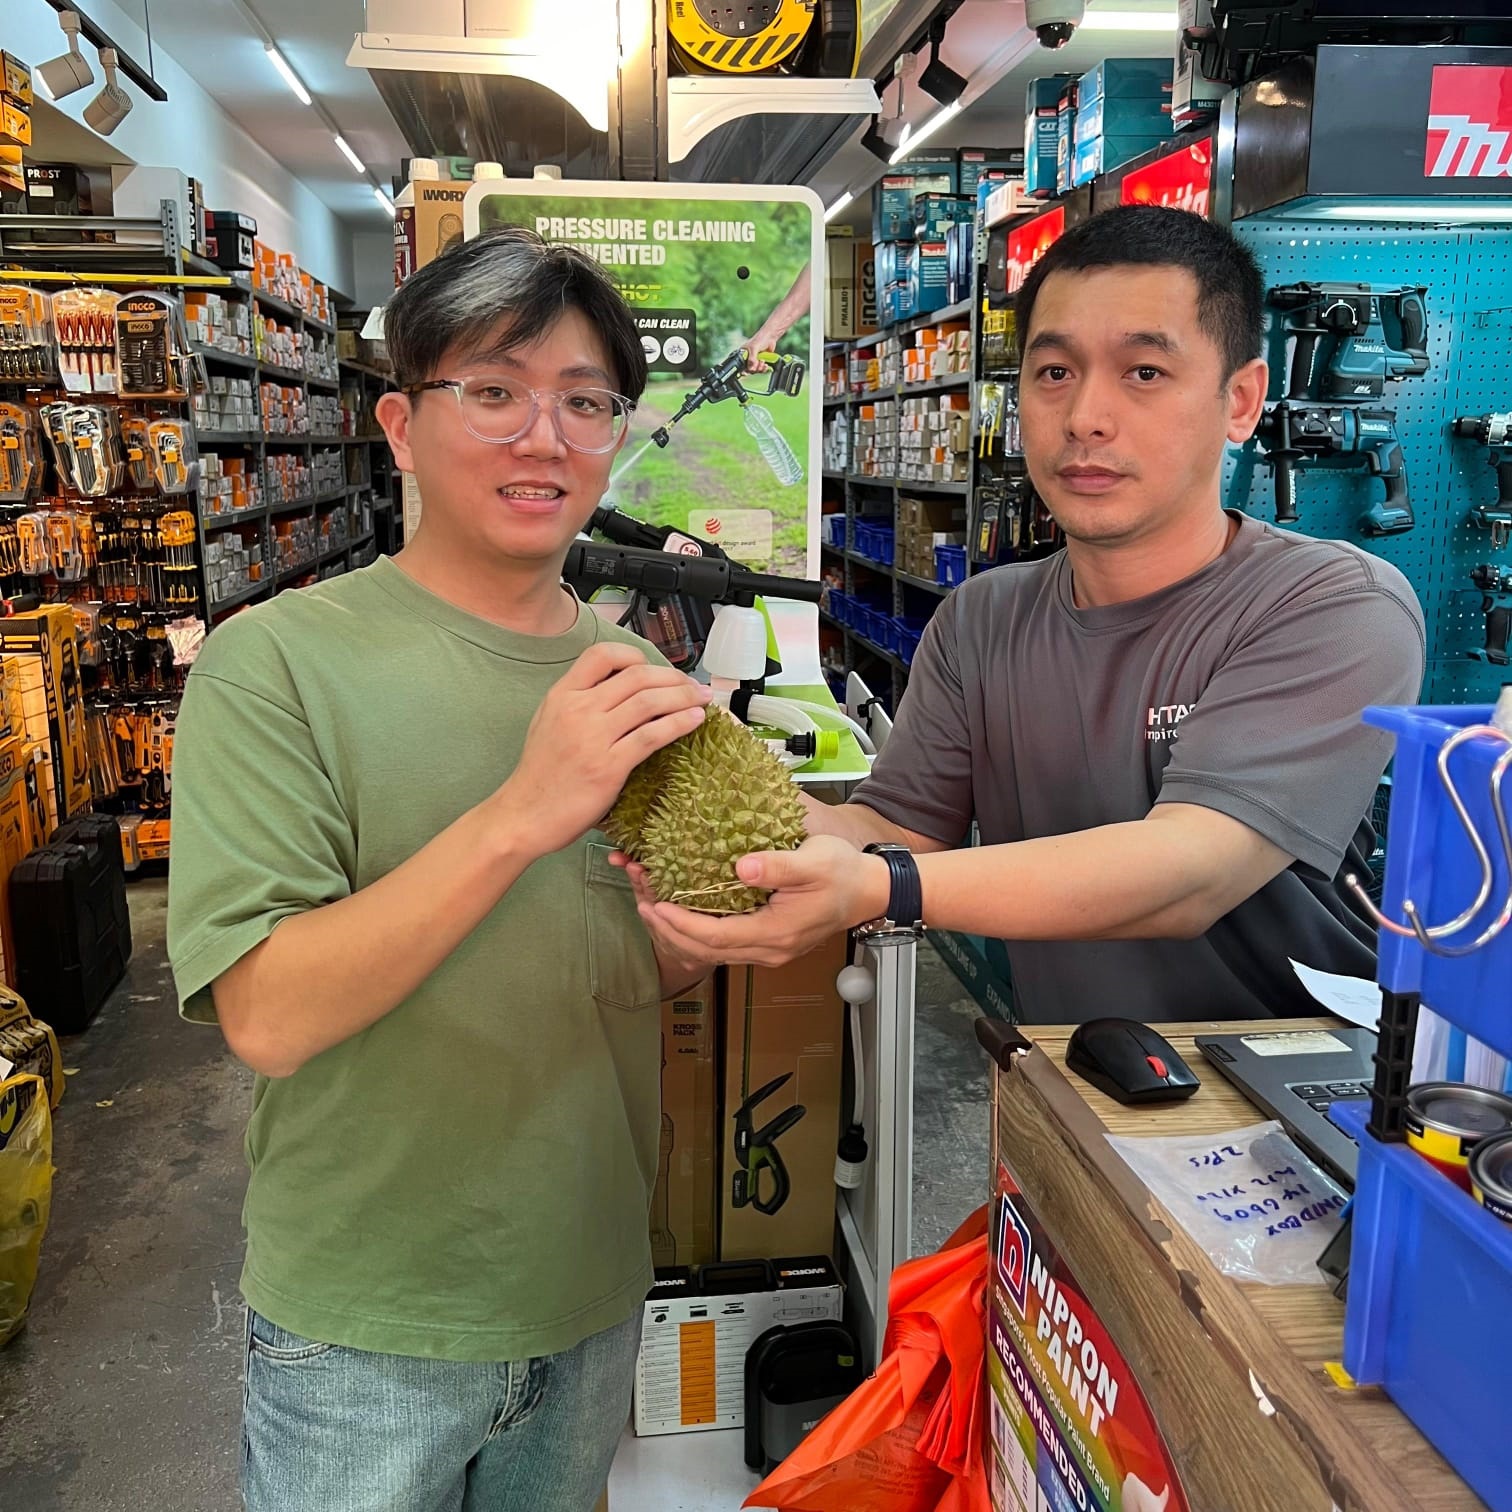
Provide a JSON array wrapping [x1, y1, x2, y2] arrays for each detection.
[[855, 511, 1426, 1023]]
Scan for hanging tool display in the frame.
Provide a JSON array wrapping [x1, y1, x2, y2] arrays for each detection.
[[0, 287, 58, 384], [668, 0, 860, 77], [148, 419, 196, 494], [730, 969, 805, 1217], [53, 287, 120, 394], [1469, 564, 1512, 667], [1454, 413, 1512, 550], [1256, 281, 1430, 535], [40, 401, 127, 496], [0, 403, 44, 503], [638, 347, 806, 486]]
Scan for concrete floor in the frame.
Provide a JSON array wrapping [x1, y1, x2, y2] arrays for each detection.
[[0, 880, 991, 1512]]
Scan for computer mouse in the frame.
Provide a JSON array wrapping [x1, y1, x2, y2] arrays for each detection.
[[1065, 1018, 1202, 1105]]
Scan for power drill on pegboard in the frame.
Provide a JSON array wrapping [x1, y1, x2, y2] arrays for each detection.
[[1454, 413, 1512, 550], [1256, 281, 1429, 535], [1469, 564, 1512, 666]]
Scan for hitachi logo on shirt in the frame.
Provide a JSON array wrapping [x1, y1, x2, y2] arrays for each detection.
[[1146, 702, 1195, 741]]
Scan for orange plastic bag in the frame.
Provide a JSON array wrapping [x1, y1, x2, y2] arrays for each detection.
[[747, 1207, 991, 1512]]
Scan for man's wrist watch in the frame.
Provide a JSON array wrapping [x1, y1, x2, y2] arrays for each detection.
[[857, 843, 924, 935]]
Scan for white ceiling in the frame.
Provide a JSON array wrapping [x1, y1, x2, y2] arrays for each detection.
[[111, 0, 1175, 231], [135, 0, 407, 226]]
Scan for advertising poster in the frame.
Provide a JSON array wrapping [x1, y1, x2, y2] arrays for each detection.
[[989, 1162, 1189, 1512], [464, 181, 823, 579]]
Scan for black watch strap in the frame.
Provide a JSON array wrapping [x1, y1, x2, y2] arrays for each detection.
[[863, 843, 923, 930]]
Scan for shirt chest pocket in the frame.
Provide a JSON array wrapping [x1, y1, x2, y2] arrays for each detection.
[[584, 843, 661, 1012]]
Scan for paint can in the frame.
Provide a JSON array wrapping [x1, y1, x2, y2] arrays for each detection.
[[1405, 1082, 1512, 1190], [1469, 1132, 1512, 1224]]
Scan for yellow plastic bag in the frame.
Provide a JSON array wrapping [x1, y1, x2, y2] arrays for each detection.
[[0, 1073, 53, 1347]]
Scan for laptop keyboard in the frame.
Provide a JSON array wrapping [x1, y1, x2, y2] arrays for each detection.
[[1289, 1081, 1371, 1116]]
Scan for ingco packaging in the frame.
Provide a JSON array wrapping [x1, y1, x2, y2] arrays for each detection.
[[0, 608, 91, 833]]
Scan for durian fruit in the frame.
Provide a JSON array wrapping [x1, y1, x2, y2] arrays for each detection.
[[619, 707, 807, 914], [601, 744, 672, 853]]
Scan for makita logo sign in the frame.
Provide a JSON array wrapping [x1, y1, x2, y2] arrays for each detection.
[[1426, 65, 1512, 178]]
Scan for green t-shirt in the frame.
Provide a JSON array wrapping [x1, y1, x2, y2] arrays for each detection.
[[166, 558, 664, 1361]]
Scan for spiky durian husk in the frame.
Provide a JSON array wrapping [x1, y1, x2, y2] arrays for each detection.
[[602, 744, 674, 853], [629, 708, 807, 914]]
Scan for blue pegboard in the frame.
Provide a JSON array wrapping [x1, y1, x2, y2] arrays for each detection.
[[1224, 218, 1512, 704]]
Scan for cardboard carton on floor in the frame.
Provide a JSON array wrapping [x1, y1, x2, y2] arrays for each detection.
[[719, 937, 846, 1262], [651, 980, 719, 1270], [0, 609, 90, 827]]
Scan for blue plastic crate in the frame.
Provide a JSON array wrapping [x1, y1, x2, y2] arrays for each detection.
[[935, 545, 966, 587], [895, 615, 929, 666], [825, 589, 848, 628], [1365, 704, 1512, 1058], [1337, 1098, 1512, 1511]]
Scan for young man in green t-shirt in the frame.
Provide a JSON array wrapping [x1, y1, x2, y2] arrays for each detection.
[[167, 229, 711, 1512]]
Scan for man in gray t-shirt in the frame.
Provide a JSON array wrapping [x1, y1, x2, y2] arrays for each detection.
[[626, 206, 1425, 1024]]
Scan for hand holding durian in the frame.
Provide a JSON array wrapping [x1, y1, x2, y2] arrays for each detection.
[[603, 707, 808, 914]]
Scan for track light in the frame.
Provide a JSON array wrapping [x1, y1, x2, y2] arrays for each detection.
[[860, 116, 892, 163], [917, 20, 966, 107], [265, 43, 312, 106], [83, 49, 133, 135], [36, 10, 95, 102], [334, 135, 366, 173]]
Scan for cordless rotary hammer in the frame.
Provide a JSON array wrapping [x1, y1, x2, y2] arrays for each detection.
[[1255, 403, 1413, 535]]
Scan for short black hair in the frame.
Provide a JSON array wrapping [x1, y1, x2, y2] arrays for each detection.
[[383, 226, 648, 400], [1015, 206, 1263, 379]]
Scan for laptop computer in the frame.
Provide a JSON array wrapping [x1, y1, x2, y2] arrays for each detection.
[[1195, 1026, 1376, 1188]]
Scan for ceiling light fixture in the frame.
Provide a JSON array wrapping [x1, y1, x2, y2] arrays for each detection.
[[824, 191, 855, 224], [82, 48, 133, 135], [917, 18, 967, 107], [35, 9, 94, 101], [334, 134, 366, 173], [1080, 9, 1180, 30], [265, 43, 312, 106], [860, 115, 893, 163], [373, 186, 396, 218], [889, 101, 961, 164]]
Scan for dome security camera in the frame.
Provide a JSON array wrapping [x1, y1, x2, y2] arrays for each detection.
[[1025, 0, 1085, 49]]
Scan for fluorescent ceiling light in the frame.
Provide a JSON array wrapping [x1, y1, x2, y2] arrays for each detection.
[[824, 191, 855, 224], [1308, 199, 1512, 224], [890, 102, 961, 164], [334, 135, 365, 173], [265, 44, 311, 106], [374, 186, 396, 217], [1081, 9, 1179, 29]]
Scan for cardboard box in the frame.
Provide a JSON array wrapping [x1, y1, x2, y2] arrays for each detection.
[[0, 737, 37, 986], [1075, 93, 1172, 145], [23, 162, 92, 216], [1078, 56, 1174, 104], [3, 54, 33, 108], [1072, 134, 1169, 187], [1173, 0, 1231, 125], [1025, 75, 1076, 199], [0, 608, 91, 828], [652, 982, 720, 1270], [411, 180, 470, 270], [1056, 91, 1078, 197], [958, 147, 1025, 197], [0, 98, 30, 148], [633, 1256, 844, 1435], [720, 937, 846, 1262]]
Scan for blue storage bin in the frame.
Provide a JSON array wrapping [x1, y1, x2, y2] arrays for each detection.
[[895, 615, 929, 665], [1337, 1098, 1512, 1511], [1365, 704, 1512, 1058], [935, 545, 966, 587], [824, 589, 846, 627]]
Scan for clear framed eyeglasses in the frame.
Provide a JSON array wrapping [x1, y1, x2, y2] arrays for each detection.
[[402, 377, 635, 454]]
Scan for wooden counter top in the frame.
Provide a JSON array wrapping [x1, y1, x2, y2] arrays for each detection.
[[986, 1018, 1483, 1512]]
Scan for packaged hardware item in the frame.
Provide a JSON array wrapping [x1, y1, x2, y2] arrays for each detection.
[[119, 415, 153, 490], [115, 292, 190, 400], [148, 418, 197, 494], [43, 510, 96, 583], [15, 512, 49, 576], [40, 401, 126, 496], [0, 288, 57, 383], [53, 287, 119, 394], [0, 402, 43, 502]]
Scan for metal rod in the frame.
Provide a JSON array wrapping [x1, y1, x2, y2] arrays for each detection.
[[42, 0, 169, 101]]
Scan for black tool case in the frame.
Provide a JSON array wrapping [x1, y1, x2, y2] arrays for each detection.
[[10, 831, 132, 1034]]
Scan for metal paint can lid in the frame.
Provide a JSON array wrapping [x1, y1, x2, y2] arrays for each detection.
[[1406, 1082, 1512, 1142], [1470, 1133, 1512, 1222]]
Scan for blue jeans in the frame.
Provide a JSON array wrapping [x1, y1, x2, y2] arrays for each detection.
[[241, 1307, 640, 1512]]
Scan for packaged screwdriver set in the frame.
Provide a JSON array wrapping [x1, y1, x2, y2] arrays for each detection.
[[0, 287, 58, 383], [53, 287, 121, 394]]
